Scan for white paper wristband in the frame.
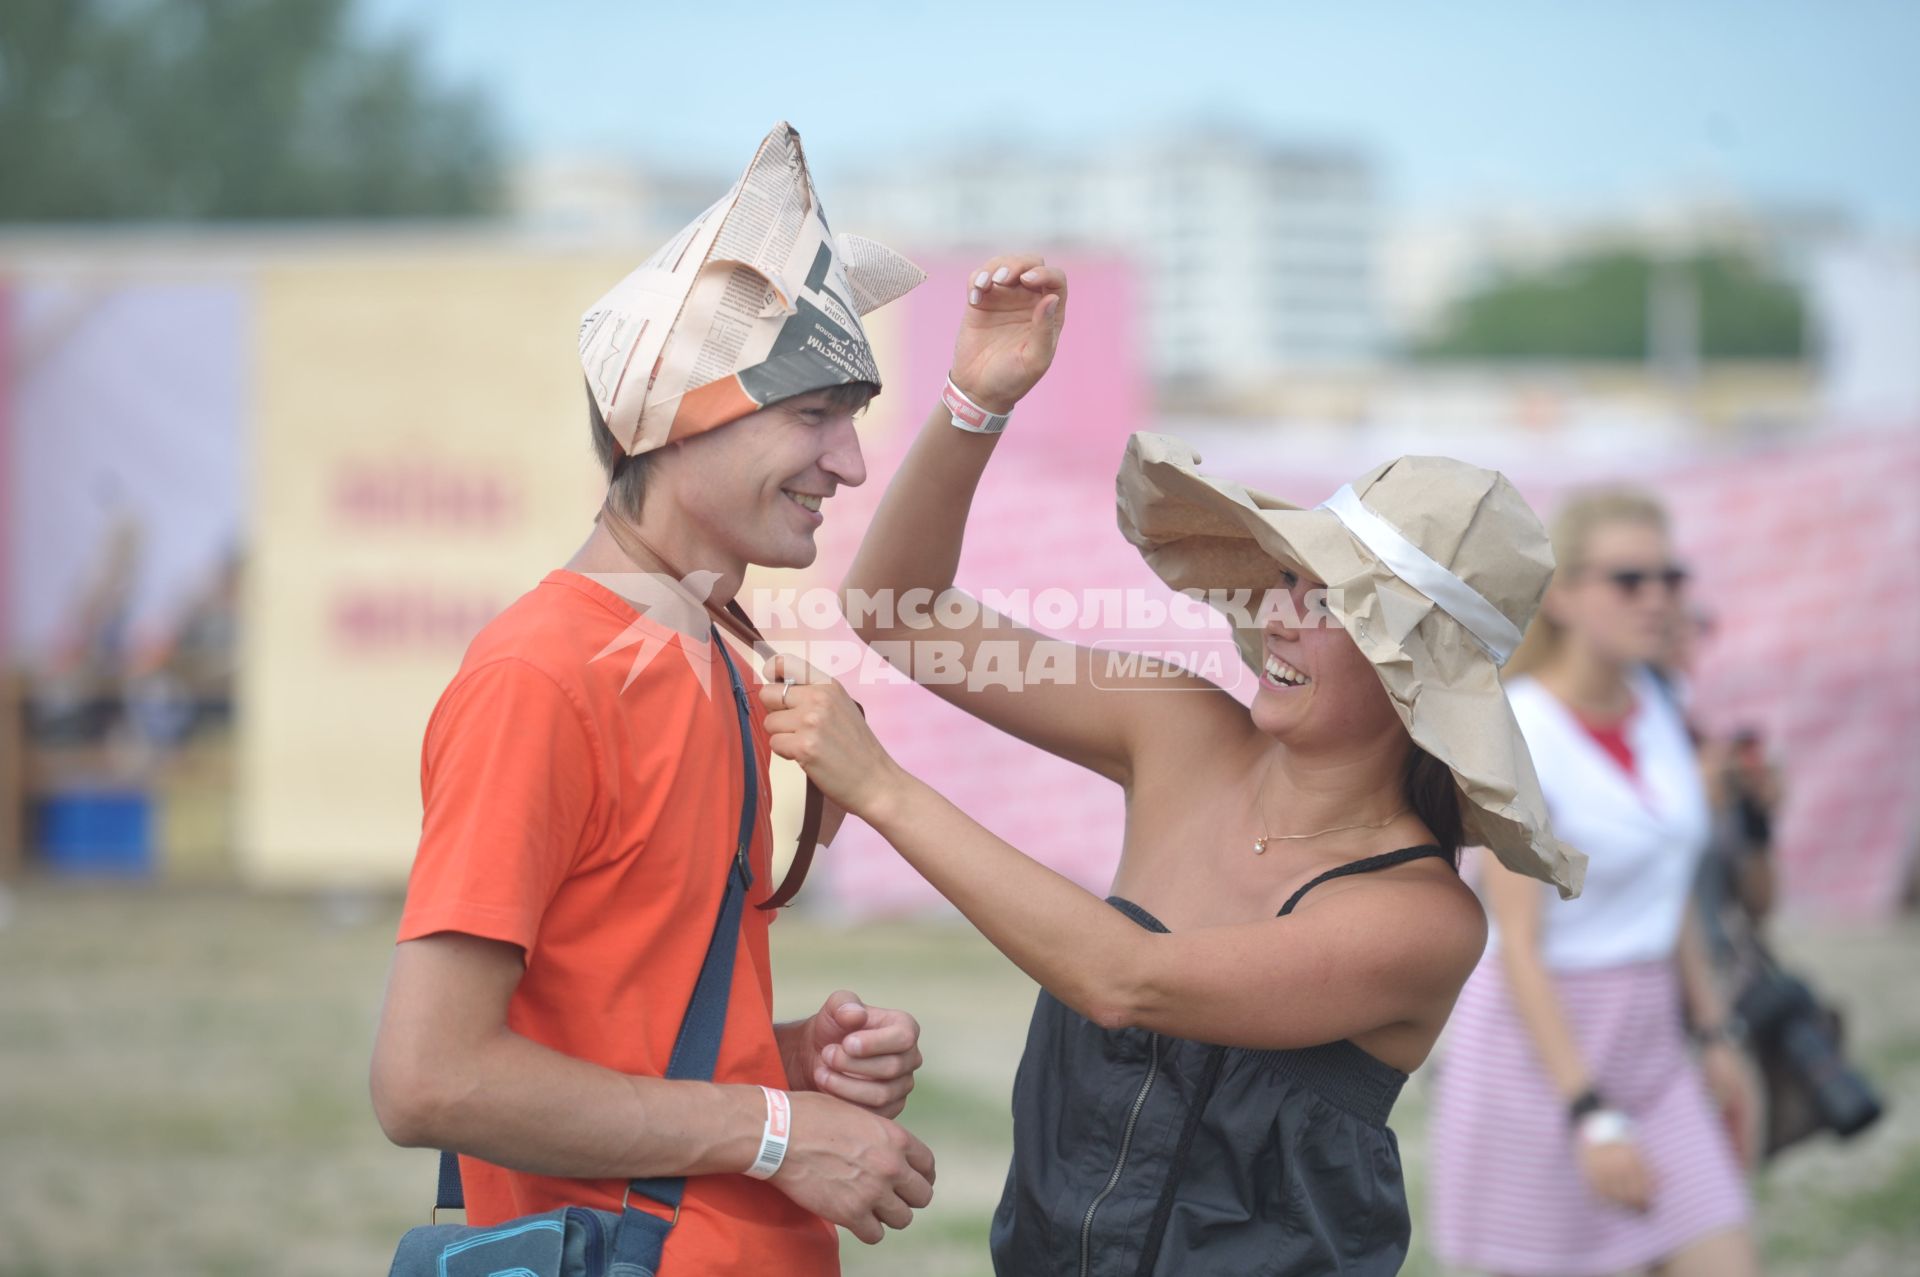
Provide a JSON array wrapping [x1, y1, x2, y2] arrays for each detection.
[[745, 1086, 791, 1180], [1576, 1108, 1634, 1147], [942, 375, 1011, 435]]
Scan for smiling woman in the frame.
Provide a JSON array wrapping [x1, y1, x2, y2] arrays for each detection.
[[760, 254, 1584, 1276]]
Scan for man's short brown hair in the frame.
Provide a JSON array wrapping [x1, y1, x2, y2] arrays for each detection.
[[588, 380, 651, 519], [588, 380, 879, 520]]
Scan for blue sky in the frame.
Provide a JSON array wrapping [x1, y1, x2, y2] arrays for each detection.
[[357, 0, 1920, 231]]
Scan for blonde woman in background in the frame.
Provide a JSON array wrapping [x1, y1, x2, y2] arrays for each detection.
[[1429, 491, 1761, 1277]]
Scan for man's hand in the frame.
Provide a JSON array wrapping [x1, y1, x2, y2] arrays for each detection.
[[771, 1091, 935, 1245], [782, 990, 923, 1120], [949, 254, 1067, 414]]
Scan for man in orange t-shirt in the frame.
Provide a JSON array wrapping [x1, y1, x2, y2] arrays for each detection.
[[369, 124, 1067, 1272], [370, 368, 937, 1273], [366, 123, 1018, 1270]]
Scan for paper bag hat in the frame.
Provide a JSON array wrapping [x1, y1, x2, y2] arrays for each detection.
[[1116, 433, 1587, 898], [579, 122, 927, 456]]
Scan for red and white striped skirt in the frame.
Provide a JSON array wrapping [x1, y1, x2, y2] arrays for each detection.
[[1427, 957, 1749, 1276]]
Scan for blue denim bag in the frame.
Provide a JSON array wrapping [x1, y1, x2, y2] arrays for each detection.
[[388, 637, 760, 1277]]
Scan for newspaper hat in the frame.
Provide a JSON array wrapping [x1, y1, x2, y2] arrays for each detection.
[[579, 122, 927, 456], [1116, 433, 1586, 897]]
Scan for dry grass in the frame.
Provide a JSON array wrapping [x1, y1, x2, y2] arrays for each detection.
[[1, 881, 1915, 1276]]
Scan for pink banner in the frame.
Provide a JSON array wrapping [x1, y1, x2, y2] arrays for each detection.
[[806, 255, 1162, 914]]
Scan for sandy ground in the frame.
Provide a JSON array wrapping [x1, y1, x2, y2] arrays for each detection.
[[1, 881, 1914, 1276]]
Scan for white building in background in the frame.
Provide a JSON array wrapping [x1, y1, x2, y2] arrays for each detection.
[[1813, 237, 1920, 428], [838, 129, 1382, 394]]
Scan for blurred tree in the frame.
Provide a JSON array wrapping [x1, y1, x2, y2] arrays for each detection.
[[0, 0, 501, 221], [1416, 247, 1806, 361]]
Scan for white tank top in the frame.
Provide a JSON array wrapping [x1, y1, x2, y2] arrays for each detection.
[[1488, 669, 1712, 970]]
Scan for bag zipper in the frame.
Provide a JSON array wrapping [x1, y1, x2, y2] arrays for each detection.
[[1078, 1033, 1160, 1277], [570, 1205, 607, 1273]]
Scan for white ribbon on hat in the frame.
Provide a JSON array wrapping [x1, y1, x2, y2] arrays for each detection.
[[1318, 484, 1525, 666]]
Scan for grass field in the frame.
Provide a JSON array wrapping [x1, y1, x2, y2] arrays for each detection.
[[2, 881, 1916, 1276]]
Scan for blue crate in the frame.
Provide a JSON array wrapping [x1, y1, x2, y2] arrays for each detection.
[[35, 789, 154, 877]]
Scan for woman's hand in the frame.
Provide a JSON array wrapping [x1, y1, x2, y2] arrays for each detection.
[[1700, 1038, 1761, 1167], [761, 654, 913, 822], [949, 254, 1067, 414], [1577, 1135, 1653, 1213]]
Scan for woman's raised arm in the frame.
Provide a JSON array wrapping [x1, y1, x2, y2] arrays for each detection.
[[843, 255, 1238, 787]]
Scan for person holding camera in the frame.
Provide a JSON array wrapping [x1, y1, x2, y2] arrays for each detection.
[[1429, 490, 1759, 1277]]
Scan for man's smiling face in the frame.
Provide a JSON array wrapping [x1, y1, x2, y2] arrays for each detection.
[[646, 384, 874, 574]]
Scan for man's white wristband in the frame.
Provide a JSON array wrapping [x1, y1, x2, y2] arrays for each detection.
[[745, 1086, 791, 1180], [942, 375, 1011, 435]]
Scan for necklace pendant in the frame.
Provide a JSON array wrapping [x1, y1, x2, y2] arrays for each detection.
[[1252, 837, 1270, 855]]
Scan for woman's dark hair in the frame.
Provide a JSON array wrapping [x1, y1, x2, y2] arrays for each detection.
[[1402, 745, 1464, 866]]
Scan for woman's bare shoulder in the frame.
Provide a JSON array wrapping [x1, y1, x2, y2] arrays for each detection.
[[1308, 855, 1489, 975]]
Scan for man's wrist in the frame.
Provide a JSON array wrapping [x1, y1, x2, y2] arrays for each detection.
[[744, 1086, 792, 1180], [705, 1082, 779, 1176], [771, 1020, 817, 1091]]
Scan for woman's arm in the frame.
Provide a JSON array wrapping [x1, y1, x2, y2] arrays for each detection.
[[1676, 902, 1731, 1034], [1482, 855, 1654, 1210], [1678, 902, 1757, 1164], [843, 255, 1239, 787], [763, 664, 1483, 1051], [1481, 855, 1592, 1099]]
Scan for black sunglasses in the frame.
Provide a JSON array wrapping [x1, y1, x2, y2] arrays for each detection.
[[1597, 565, 1689, 596]]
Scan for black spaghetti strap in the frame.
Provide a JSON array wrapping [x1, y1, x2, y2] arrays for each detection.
[[1277, 844, 1448, 917]]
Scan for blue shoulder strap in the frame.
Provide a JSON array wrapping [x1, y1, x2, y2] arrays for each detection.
[[435, 633, 762, 1275]]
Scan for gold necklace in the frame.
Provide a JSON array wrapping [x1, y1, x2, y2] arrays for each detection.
[[1250, 755, 1410, 854]]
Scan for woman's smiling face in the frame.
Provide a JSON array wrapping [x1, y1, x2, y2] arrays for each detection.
[[1249, 564, 1405, 751]]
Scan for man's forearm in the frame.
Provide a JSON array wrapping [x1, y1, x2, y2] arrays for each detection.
[[391, 1025, 766, 1182]]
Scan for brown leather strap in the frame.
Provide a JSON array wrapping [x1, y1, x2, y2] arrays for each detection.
[[597, 508, 828, 909], [715, 601, 828, 911]]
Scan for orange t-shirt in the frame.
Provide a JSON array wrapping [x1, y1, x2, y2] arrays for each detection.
[[398, 569, 838, 1275]]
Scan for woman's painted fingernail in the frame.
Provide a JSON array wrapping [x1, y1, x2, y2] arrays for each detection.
[[974, 271, 990, 288], [969, 287, 981, 305], [1022, 269, 1042, 282], [992, 267, 1010, 283]]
